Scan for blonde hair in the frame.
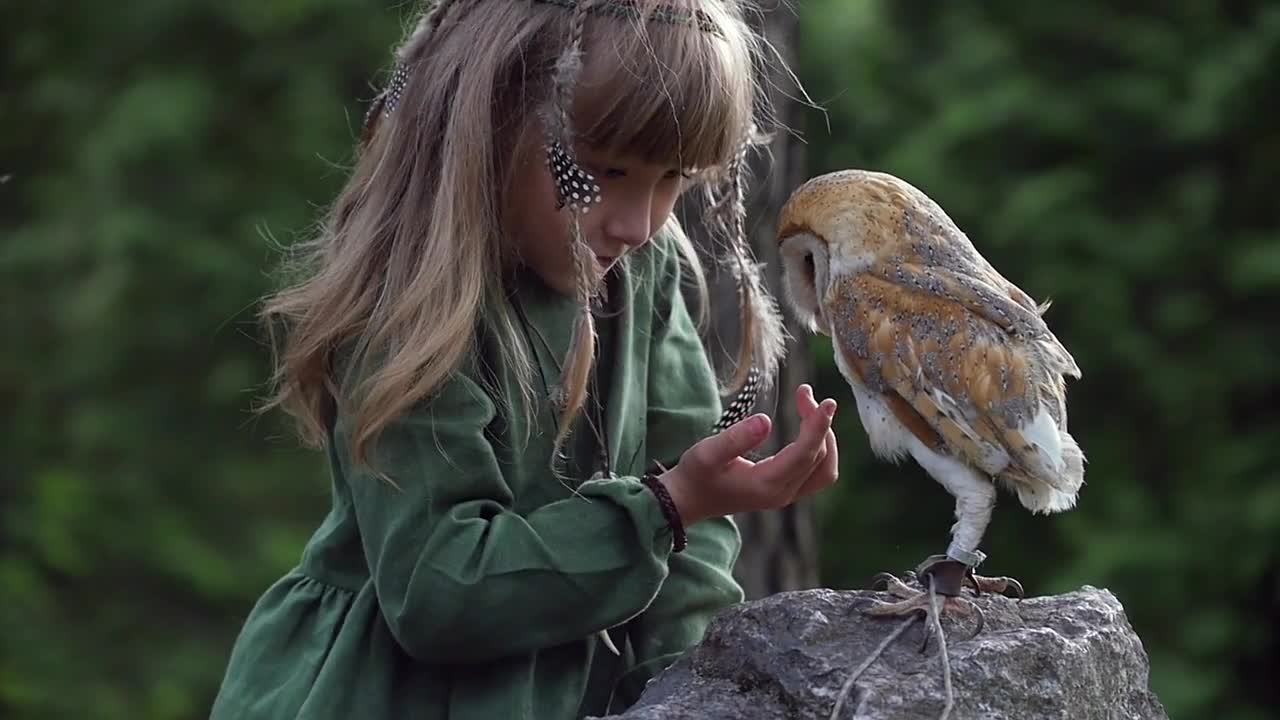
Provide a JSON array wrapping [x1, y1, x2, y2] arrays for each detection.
[[260, 0, 787, 473]]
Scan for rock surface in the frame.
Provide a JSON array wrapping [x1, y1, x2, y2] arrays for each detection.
[[596, 585, 1167, 720]]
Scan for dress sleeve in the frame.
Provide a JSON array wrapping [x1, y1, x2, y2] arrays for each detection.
[[615, 233, 745, 703], [338, 371, 678, 664]]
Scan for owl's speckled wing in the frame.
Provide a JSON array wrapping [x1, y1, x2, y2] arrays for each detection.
[[776, 168, 1084, 512], [826, 269, 1082, 507]]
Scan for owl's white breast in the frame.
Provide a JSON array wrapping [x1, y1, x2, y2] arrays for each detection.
[[833, 345, 914, 464]]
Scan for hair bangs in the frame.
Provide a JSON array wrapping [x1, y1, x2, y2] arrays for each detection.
[[573, 5, 753, 171]]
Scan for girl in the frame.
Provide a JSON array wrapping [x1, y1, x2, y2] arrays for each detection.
[[212, 0, 840, 718]]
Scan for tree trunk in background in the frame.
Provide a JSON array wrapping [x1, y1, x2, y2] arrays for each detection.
[[682, 3, 817, 600]]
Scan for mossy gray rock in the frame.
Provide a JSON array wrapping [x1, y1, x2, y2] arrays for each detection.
[[598, 586, 1166, 719]]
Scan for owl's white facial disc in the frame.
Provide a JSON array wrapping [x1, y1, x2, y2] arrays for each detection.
[[779, 232, 832, 334]]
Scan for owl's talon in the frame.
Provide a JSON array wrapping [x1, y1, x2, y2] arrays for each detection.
[[964, 567, 981, 597], [863, 595, 929, 618], [869, 572, 919, 599], [963, 568, 1025, 599], [961, 598, 986, 639], [863, 579, 983, 634], [1008, 578, 1024, 599]]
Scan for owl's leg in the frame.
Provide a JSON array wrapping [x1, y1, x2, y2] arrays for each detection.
[[912, 446, 1022, 597], [864, 449, 1017, 627], [921, 451, 996, 565]]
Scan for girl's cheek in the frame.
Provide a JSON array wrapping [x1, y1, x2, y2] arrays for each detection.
[[652, 189, 681, 226], [579, 213, 604, 244]]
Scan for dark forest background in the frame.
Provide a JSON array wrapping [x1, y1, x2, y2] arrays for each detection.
[[3, 1, 1278, 718]]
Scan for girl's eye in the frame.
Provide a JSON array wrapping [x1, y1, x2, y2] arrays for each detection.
[[584, 163, 625, 179], [665, 169, 695, 180]]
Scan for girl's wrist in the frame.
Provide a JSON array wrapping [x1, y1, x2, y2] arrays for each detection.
[[643, 471, 691, 551]]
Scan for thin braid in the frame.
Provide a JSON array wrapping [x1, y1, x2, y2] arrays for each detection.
[[726, 140, 756, 387], [566, 0, 593, 66], [543, 0, 591, 144], [362, 0, 461, 142], [398, 0, 458, 63], [546, 0, 601, 462], [717, 132, 786, 394]]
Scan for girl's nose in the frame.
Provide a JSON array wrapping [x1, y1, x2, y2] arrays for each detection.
[[603, 197, 652, 250]]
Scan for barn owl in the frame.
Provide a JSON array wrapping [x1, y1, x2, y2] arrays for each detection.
[[776, 169, 1085, 618]]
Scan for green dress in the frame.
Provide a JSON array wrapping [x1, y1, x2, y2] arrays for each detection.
[[211, 232, 744, 719]]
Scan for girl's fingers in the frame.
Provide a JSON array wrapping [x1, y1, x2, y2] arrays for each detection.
[[796, 427, 839, 497], [796, 384, 819, 417], [692, 413, 772, 470], [751, 397, 835, 491], [794, 385, 837, 494], [823, 425, 838, 481]]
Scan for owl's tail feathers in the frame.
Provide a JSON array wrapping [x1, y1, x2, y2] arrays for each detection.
[[1016, 429, 1086, 515]]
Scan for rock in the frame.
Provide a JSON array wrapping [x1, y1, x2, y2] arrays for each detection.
[[595, 585, 1167, 720]]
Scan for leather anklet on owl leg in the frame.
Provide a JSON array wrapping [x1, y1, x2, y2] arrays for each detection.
[[927, 549, 1024, 600], [915, 554, 968, 597]]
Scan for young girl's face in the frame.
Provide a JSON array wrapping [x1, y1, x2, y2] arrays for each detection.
[[507, 130, 693, 296]]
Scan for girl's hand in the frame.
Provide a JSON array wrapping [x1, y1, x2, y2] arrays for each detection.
[[659, 385, 840, 526]]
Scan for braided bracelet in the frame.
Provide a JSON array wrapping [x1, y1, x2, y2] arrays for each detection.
[[641, 473, 687, 553]]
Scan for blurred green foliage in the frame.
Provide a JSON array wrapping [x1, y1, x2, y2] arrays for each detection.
[[2, 1, 397, 717], [801, 2, 1280, 719], [2, 1, 1277, 719]]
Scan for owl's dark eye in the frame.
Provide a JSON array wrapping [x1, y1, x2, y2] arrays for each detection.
[[804, 252, 816, 285]]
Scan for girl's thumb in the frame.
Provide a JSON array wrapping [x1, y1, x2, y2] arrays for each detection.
[[701, 413, 771, 463]]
